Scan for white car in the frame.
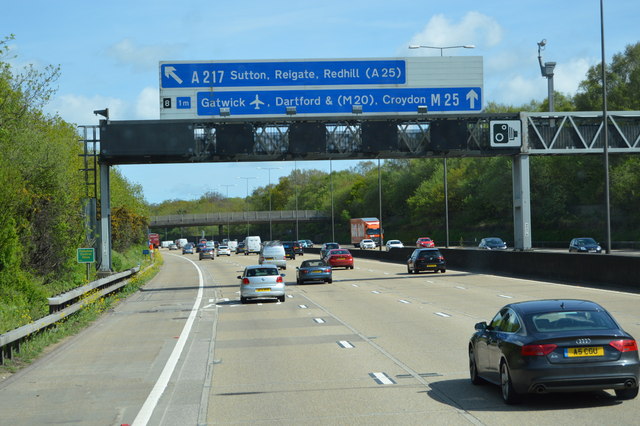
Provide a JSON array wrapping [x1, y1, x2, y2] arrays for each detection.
[[217, 245, 231, 256], [385, 240, 404, 251], [238, 264, 286, 303], [360, 239, 376, 249]]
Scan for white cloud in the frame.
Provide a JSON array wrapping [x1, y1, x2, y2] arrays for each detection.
[[489, 75, 540, 106], [135, 87, 159, 120], [46, 93, 129, 125], [554, 57, 593, 95], [408, 12, 503, 52], [107, 39, 181, 72]]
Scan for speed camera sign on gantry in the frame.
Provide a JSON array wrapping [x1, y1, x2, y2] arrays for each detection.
[[490, 120, 522, 148]]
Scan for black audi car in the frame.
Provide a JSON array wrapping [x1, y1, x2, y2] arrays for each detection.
[[406, 248, 446, 274], [469, 299, 639, 404]]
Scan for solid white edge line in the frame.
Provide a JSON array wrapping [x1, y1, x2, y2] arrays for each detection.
[[132, 255, 204, 426]]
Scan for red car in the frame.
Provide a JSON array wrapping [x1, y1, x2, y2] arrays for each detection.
[[323, 249, 354, 269], [416, 237, 435, 248]]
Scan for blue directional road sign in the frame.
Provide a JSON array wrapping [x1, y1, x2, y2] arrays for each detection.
[[161, 59, 406, 88], [160, 57, 483, 118], [197, 87, 481, 116]]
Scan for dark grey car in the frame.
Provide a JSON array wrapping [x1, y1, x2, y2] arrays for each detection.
[[407, 248, 446, 274], [469, 299, 639, 404]]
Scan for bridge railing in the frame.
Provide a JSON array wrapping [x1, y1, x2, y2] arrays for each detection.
[[150, 210, 329, 226]]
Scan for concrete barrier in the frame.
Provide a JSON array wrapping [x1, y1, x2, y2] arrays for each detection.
[[306, 247, 640, 291]]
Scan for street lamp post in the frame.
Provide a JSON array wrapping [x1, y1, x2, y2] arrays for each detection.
[[258, 167, 282, 241], [408, 44, 475, 56], [600, 0, 611, 254], [330, 159, 335, 242], [237, 177, 256, 237], [220, 184, 235, 241], [408, 44, 474, 247], [294, 160, 299, 242]]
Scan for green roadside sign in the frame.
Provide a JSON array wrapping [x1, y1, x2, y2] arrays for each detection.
[[77, 248, 95, 263]]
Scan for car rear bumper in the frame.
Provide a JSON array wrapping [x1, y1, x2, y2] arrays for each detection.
[[299, 273, 331, 282], [241, 285, 285, 299], [512, 361, 640, 394]]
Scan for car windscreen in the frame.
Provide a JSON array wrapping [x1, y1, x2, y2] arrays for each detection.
[[331, 250, 349, 255], [528, 310, 617, 332]]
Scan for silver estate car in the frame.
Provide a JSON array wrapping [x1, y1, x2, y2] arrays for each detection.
[[238, 264, 286, 303]]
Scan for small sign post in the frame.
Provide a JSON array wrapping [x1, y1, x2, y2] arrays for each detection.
[[77, 248, 95, 281]]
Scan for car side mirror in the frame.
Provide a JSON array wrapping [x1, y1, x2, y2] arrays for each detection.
[[281, 273, 286, 277], [474, 321, 488, 331], [236, 275, 242, 279]]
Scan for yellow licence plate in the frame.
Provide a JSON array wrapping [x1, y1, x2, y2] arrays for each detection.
[[427, 264, 437, 267], [256, 288, 271, 292], [565, 346, 604, 357]]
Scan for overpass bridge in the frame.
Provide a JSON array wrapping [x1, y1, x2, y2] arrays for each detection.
[[150, 210, 329, 228]]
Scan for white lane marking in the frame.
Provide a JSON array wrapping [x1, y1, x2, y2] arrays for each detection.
[[499, 294, 513, 299], [202, 303, 215, 309], [399, 299, 410, 304], [298, 304, 308, 309], [352, 284, 359, 287], [426, 280, 434, 284], [370, 372, 396, 385], [314, 318, 325, 324], [383, 272, 390, 275], [435, 312, 451, 317], [371, 290, 381, 294], [287, 294, 293, 298], [208, 298, 214, 303], [338, 340, 354, 349], [132, 255, 204, 426], [455, 286, 466, 290]]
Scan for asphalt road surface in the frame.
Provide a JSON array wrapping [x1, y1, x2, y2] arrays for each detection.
[[1, 250, 638, 425]]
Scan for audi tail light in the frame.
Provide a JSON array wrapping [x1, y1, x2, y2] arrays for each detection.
[[521, 344, 557, 356], [610, 339, 638, 352]]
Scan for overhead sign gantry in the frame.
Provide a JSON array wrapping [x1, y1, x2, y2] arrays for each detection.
[[159, 57, 483, 119]]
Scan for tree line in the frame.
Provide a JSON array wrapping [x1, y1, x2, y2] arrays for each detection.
[[0, 35, 148, 332]]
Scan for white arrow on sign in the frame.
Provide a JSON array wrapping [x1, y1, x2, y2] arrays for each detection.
[[466, 89, 478, 109], [164, 66, 183, 85]]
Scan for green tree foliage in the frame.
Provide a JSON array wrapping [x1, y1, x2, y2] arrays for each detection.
[[575, 42, 640, 110], [0, 35, 150, 332]]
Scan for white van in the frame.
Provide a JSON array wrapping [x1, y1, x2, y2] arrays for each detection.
[[259, 241, 287, 270], [244, 236, 262, 255], [227, 240, 238, 252], [176, 238, 188, 248]]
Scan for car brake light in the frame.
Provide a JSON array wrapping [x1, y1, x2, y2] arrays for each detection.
[[610, 339, 638, 352], [521, 344, 557, 356], [276, 276, 283, 283], [242, 278, 250, 285]]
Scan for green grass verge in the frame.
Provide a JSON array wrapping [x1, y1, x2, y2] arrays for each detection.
[[0, 252, 163, 375]]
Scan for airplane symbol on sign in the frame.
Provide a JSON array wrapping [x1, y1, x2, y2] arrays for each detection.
[[250, 94, 265, 110]]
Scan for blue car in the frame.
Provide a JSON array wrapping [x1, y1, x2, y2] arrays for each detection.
[[296, 259, 332, 284], [569, 237, 602, 253]]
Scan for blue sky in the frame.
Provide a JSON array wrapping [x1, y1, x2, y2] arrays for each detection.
[[3, 0, 638, 203]]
